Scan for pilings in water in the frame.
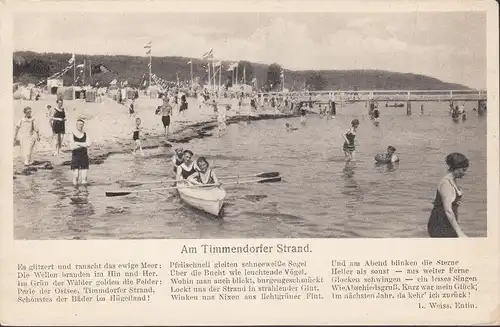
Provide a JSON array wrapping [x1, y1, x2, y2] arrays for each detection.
[[406, 101, 412, 116], [478, 100, 486, 116]]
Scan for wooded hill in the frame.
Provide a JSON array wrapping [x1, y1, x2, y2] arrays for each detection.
[[13, 51, 470, 91]]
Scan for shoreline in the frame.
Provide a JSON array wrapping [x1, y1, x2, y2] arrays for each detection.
[[13, 109, 296, 177]]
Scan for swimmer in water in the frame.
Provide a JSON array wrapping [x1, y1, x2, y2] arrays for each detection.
[[342, 119, 360, 162], [376, 146, 399, 163]]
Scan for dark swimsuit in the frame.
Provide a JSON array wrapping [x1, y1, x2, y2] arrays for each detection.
[[71, 132, 89, 170], [52, 108, 66, 134], [427, 180, 462, 237], [179, 163, 196, 179], [194, 169, 215, 185], [343, 131, 356, 152], [133, 129, 139, 141]]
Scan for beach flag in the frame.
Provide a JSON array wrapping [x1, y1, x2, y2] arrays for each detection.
[[187, 60, 192, 64], [68, 53, 75, 64], [280, 69, 284, 79], [201, 48, 213, 60], [227, 62, 238, 71], [146, 49, 151, 55], [110, 79, 117, 85], [144, 41, 152, 49], [148, 62, 152, 68], [76, 63, 85, 68], [251, 77, 257, 83]]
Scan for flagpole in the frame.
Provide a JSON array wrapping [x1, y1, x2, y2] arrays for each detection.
[[83, 59, 86, 85], [190, 61, 193, 87], [73, 55, 76, 85], [243, 65, 246, 84], [89, 59, 92, 86], [219, 64, 221, 91], [236, 65, 239, 85], [149, 53, 152, 87], [207, 62, 211, 91]]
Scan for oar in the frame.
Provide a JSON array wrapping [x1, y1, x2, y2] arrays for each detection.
[[106, 176, 282, 197], [119, 171, 280, 187]]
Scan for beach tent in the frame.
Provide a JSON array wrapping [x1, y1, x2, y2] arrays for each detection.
[[85, 89, 97, 103], [57, 87, 74, 100], [148, 85, 159, 99]]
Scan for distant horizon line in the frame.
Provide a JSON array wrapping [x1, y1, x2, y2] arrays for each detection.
[[13, 49, 480, 89]]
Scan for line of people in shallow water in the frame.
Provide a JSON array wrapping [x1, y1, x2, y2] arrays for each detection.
[[171, 148, 220, 186]]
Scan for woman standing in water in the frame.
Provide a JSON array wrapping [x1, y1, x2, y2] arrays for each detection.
[[71, 119, 91, 194], [51, 99, 67, 157], [13, 107, 40, 166], [342, 119, 360, 162], [427, 153, 469, 238]]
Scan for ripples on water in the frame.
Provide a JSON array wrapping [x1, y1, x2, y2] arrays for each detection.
[[14, 103, 487, 239]]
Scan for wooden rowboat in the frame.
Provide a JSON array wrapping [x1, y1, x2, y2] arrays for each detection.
[[177, 183, 226, 216]]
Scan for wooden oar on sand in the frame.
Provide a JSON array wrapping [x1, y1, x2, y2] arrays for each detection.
[[119, 171, 280, 187], [105, 176, 282, 197]]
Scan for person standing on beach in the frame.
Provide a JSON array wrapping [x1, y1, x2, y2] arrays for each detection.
[[217, 104, 229, 137], [70, 119, 91, 194], [51, 99, 67, 157], [131, 117, 145, 157], [13, 107, 40, 166], [427, 153, 469, 238], [342, 119, 360, 162], [157, 98, 172, 141]]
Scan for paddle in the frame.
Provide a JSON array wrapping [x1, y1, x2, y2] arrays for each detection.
[[119, 171, 280, 187], [106, 176, 282, 197]]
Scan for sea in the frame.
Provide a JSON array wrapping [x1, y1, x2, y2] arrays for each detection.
[[13, 102, 487, 239]]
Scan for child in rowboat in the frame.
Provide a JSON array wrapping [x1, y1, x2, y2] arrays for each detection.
[[172, 148, 184, 173], [187, 157, 220, 186], [176, 150, 198, 181]]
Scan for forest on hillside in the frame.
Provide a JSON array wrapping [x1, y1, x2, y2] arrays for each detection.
[[13, 51, 470, 91]]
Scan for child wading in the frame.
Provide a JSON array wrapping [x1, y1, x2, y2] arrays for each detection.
[[131, 117, 145, 156], [71, 119, 91, 195], [13, 107, 40, 166]]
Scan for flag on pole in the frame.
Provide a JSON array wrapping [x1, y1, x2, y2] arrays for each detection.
[[187, 60, 192, 64], [76, 63, 85, 68], [68, 53, 75, 64], [146, 49, 151, 55], [227, 62, 238, 71], [280, 69, 284, 79], [144, 41, 152, 49], [110, 79, 117, 85], [201, 48, 214, 60], [251, 77, 257, 83], [148, 62, 152, 68]]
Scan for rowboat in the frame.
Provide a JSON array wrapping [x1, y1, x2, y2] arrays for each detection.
[[177, 182, 227, 216]]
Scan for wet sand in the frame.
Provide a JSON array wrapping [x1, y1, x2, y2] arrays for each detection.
[[13, 93, 294, 176]]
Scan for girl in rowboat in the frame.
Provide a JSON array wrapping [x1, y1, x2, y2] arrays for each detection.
[[176, 150, 197, 181], [342, 119, 360, 162], [171, 148, 184, 173], [187, 157, 220, 186]]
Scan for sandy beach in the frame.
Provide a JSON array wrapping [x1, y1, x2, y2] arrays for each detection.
[[13, 93, 293, 176]]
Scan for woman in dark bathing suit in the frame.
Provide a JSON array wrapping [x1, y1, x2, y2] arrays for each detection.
[[51, 99, 67, 156], [427, 153, 469, 238], [342, 119, 360, 162], [70, 119, 91, 194], [176, 150, 197, 181]]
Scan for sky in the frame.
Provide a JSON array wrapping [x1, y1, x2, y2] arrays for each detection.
[[13, 11, 486, 88]]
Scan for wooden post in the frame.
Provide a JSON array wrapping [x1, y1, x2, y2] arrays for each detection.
[[478, 100, 485, 116], [406, 101, 412, 116]]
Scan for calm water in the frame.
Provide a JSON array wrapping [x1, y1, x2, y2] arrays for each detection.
[[14, 102, 487, 239]]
